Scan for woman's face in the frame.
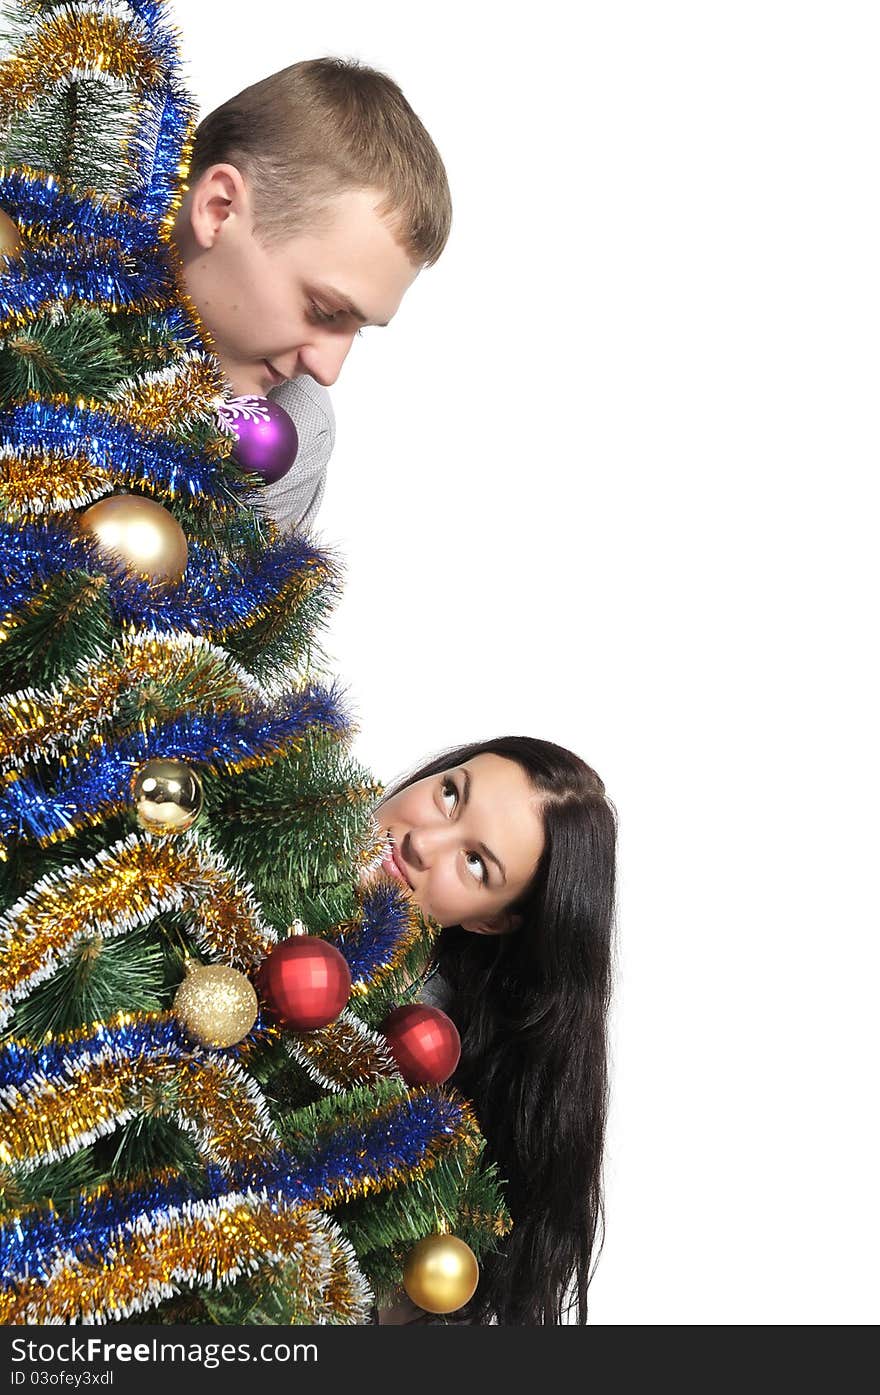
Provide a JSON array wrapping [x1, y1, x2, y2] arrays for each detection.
[[375, 754, 546, 932]]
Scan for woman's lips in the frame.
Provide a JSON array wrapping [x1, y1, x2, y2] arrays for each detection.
[[381, 844, 412, 889]]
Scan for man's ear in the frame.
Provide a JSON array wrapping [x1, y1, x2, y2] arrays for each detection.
[[460, 910, 523, 937], [187, 163, 249, 250]]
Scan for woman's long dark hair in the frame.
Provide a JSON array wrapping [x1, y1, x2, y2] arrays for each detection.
[[385, 736, 616, 1326]]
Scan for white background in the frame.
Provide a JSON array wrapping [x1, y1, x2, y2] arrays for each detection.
[[178, 2, 878, 1324]]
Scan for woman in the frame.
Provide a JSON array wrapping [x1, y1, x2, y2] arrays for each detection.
[[374, 735, 617, 1326]]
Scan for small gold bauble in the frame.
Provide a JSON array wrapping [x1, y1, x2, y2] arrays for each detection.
[[79, 494, 188, 583], [132, 758, 203, 834], [0, 207, 22, 263], [173, 963, 258, 1048], [402, 1234, 480, 1315]]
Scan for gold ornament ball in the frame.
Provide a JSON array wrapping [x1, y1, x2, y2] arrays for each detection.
[[173, 963, 258, 1048], [0, 207, 22, 262], [402, 1234, 480, 1314], [132, 758, 204, 834], [79, 494, 188, 583]]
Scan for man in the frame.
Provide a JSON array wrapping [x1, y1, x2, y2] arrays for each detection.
[[171, 57, 451, 532]]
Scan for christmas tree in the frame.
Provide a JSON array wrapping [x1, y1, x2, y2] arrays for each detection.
[[0, 0, 508, 1324]]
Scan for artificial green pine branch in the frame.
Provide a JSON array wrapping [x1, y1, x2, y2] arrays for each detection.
[[0, 570, 113, 691], [0, 309, 128, 401], [196, 1258, 336, 1328], [239, 1035, 323, 1118], [0, 1151, 103, 1219], [222, 577, 339, 681], [332, 1142, 509, 1262], [1, 78, 140, 196], [91, 1112, 207, 1191], [111, 315, 197, 376], [4, 926, 167, 1041], [207, 736, 377, 931], [275, 1078, 412, 1156]]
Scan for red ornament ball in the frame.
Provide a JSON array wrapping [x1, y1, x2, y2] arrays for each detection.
[[382, 1004, 461, 1085], [258, 936, 351, 1032]]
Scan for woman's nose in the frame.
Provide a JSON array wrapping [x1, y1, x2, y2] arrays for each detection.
[[405, 823, 451, 871]]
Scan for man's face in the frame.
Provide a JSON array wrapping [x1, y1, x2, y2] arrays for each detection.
[[174, 173, 420, 396]]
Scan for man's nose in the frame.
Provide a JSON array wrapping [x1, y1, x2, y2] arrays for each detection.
[[297, 331, 356, 388]]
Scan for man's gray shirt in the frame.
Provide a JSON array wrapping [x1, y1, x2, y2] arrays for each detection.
[[255, 375, 335, 534]]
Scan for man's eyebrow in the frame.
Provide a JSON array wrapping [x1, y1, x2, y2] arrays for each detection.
[[458, 767, 507, 884], [316, 284, 389, 327]]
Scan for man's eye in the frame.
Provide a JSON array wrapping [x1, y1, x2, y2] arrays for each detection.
[[440, 778, 458, 813], [464, 851, 488, 885], [309, 302, 340, 324]]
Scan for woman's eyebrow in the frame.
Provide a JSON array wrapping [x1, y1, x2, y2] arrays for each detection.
[[479, 841, 506, 884], [459, 768, 507, 883]]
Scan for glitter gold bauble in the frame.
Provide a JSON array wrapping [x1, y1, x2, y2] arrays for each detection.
[[132, 758, 203, 834], [0, 207, 22, 263], [402, 1234, 480, 1315], [79, 494, 188, 583], [173, 963, 258, 1048]]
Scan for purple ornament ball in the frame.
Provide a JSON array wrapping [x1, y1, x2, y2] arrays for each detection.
[[227, 397, 299, 484]]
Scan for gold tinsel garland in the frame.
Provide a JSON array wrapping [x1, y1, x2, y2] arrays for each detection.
[[0, 544, 331, 656], [0, 1015, 277, 1172], [0, 1196, 371, 1326], [0, 359, 233, 518], [0, 834, 276, 1026], [313, 1222, 375, 1324], [0, 449, 124, 516], [0, 221, 181, 336], [108, 352, 231, 436], [0, 632, 258, 771], [0, 12, 164, 127], [285, 1008, 402, 1093], [457, 1203, 514, 1239], [0, 1089, 481, 1321]]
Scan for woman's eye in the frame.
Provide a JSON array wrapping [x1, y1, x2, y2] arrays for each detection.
[[309, 303, 339, 325], [440, 778, 458, 813], [464, 851, 488, 885]]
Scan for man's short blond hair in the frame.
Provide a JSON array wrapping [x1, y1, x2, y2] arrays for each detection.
[[189, 58, 451, 266]]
